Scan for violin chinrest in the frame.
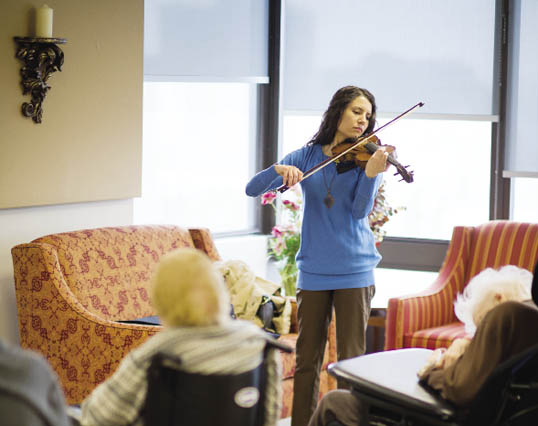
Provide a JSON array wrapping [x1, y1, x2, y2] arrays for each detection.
[[336, 161, 359, 174]]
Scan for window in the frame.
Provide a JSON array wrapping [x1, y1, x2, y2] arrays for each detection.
[[134, 82, 258, 234], [376, 118, 492, 241], [140, 0, 270, 235], [511, 178, 538, 222], [281, 0, 504, 283], [373, 268, 438, 308], [283, 115, 492, 241]]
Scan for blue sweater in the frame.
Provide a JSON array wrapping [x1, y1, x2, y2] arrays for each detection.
[[246, 144, 382, 290]]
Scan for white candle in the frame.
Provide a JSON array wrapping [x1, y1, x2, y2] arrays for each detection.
[[35, 5, 53, 38]]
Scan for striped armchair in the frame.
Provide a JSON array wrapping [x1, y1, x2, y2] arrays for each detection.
[[385, 221, 538, 351]]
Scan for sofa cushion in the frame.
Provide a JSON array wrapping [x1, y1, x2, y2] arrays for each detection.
[[32, 225, 195, 321], [404, 321, 469, 349]]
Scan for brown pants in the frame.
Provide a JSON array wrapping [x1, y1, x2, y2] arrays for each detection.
[[307, 390, 360, 426], [291, 286, 374, 426]]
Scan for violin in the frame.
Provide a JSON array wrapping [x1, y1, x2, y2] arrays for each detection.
[[331, 135, 414, 183], [277, 101, 423, 193]]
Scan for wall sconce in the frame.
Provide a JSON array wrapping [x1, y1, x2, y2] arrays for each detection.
[[14, 5, 66, 124]]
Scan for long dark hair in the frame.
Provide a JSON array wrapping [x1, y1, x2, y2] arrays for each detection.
[[307, 86, 377, 146]]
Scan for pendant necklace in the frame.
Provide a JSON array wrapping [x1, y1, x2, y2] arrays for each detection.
[[322, 165, 337, 209]]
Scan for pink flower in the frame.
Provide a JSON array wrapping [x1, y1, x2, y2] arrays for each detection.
[[279, 224, 296, 235], [271, 226, 283, 237], [283, 200, 300, 211], [261, 192, 277, 205]]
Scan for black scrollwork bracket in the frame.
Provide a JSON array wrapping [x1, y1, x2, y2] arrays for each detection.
[[13, 37, 67, 124]]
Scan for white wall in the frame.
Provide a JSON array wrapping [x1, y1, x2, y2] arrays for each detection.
[[215, 234, 273, 280], [0, 200, 134, 344]]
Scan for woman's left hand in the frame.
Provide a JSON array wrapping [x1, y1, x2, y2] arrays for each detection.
[[364, 146, 393, 178]]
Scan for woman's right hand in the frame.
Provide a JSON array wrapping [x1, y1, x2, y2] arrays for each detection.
[[274, 164, 303, 187]]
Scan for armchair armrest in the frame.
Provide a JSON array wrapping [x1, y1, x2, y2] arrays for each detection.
[[384, 226, 472, 350]]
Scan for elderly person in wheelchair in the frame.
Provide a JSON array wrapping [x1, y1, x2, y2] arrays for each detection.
[[80, 247, 284, 426], [308, 261, 538, 426]]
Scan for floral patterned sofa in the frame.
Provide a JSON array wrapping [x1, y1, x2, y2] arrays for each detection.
[[11, 225, 336, 418]]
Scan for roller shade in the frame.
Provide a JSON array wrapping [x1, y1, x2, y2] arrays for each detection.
[[144, 0, 269, 81], [283, 0, 496, 115], [505, 0, 538, 175]]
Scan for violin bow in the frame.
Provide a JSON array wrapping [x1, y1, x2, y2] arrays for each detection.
[[277, 101, 424, 193]]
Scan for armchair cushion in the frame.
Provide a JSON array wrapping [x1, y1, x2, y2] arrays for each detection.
[[404, 322, 467, 349]]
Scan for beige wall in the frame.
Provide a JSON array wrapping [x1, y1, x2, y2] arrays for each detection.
[[0, 0, 143, 343], [0, 0, 143, 208]]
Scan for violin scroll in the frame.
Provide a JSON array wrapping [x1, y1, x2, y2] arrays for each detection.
[[364, 140, 414, 183]]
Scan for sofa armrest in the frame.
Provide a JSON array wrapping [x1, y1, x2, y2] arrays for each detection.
[[384, 226, 472, 350], [188, 228, 221, 261]]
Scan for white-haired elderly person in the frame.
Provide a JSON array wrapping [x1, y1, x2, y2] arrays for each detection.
[[80, 247, 282, 426], [419, 264, 533, 374], [419, 263, 537, 405], [306, 261, 538, 426]]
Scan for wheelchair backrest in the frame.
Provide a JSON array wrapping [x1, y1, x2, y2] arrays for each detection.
[[464, 343, 538, 425], [143, 352, 267, 426]]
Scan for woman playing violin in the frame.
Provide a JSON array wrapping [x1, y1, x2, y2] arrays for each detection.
[[245, 86, 392, 426]]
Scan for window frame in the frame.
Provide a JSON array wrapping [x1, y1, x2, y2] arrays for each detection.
[[257, 0, 282, 236], [256, 0, 512, 273], [140, 1, 273, 237]]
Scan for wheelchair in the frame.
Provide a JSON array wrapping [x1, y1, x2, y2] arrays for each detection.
[[143, 337, 292, 426]]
